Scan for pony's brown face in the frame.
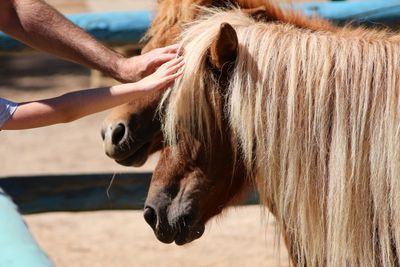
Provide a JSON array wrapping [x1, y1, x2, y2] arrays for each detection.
[[143, 23, 249, 245], [145, 131, 250, 245], [101, 90, 164, 166]]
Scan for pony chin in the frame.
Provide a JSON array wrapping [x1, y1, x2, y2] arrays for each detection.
[[144, 197, 207, 245], [114, 141, 152, 167]]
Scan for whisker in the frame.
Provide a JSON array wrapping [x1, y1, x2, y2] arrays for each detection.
[[106, 172, 117, 199]]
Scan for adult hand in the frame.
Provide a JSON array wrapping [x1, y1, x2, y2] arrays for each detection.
[[116, 44, 181, 83], [133, 56, 185, 92]]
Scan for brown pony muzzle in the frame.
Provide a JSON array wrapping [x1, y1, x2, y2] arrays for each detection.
[[101, 114, 158, 167], [143, 130, 250, 246], [102, 122, 160, 167], [144, 169, 207, 245], [101, 91, 164, 167]]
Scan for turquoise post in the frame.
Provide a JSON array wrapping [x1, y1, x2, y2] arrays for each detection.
[[0, 190, 53, 267]]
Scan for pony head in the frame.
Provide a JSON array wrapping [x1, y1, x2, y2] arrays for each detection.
[[142, 10, 259, 245]]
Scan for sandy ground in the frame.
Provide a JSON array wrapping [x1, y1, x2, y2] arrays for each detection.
[[0, 0, 332, 266], [26, 208, 289, 267]]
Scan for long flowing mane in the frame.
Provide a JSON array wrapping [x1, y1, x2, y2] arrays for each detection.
[[162, 8, 400, 267]]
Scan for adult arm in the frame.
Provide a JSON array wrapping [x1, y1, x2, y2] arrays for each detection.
[[2, 57, 184, 130], [0, 0, 178, 82]]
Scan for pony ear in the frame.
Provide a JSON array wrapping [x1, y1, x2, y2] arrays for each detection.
[[209, 23, 238, 69]]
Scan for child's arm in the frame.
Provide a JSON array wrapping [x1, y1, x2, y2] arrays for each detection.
[[1, 57, 184, 130]]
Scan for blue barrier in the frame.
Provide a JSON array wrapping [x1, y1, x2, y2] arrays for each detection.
[[0, 11, 152, 52], [1, 1, 400, 52], [291, 0, 400, 25], [0, 173, 259, 214], [0, 190, 53, 267]]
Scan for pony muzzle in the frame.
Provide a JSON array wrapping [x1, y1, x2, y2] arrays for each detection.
[[143, 202, 205, 245]]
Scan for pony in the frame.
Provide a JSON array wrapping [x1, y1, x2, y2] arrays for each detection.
[[157, 8, 400, 267], [103, 1, 398, 266]]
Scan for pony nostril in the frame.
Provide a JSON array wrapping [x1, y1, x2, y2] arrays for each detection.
[[100, 127, 106, 141], [143, 206, 157, 230], [111, 123, 126, 145]]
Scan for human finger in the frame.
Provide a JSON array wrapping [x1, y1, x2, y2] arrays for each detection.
[[160, 44, 180, 54], [159, 56, 184, 70], [165, 67, 184, 82], [165, 58, 185, 75], [158, 71, 184, 90], [152, 53, 177, 66]]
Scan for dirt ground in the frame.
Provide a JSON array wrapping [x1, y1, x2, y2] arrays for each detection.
[[26, 208, 289, 267], [0, 0, 332, 266]]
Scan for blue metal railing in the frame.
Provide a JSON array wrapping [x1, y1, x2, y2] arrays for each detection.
[[0, 11, 151, 52], [291, 0, 400, 25]]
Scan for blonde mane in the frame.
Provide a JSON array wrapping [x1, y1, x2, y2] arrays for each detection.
[[162, 8, 400, 267]]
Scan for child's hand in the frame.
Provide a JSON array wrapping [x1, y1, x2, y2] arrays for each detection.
[[134, 56, 185, 92], [117, 44, 182, 82]]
